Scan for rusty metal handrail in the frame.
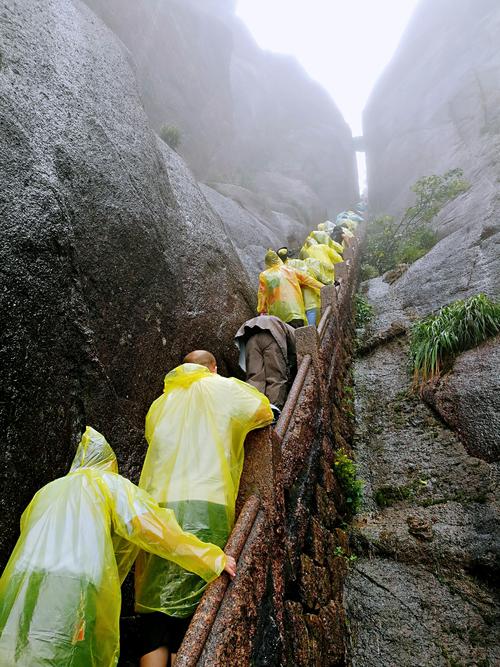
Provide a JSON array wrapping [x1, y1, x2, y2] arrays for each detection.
[[274, 354, 311, 439], [317, 305, 332, 340], [175, 495, 261, 667]]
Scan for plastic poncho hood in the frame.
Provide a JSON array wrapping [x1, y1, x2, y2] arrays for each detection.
[[264, 249, 282, 267], [70, 425, 118, 473], [318, 221, 335, 234]]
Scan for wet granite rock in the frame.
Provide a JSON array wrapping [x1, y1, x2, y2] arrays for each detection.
[[200, 182, 306, 281], [346, 337, 500, 664], [299, 554, 332, 611], [365, 0, 500, 217], [83, 0, 358, 250], [284, 601, 310, 665], [346, 559, 499, 667], [0, 0, 254, 566], [422, 335, 500, 463]]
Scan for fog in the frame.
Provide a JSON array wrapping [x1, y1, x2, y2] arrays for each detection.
[[236, 0, 420, 136]]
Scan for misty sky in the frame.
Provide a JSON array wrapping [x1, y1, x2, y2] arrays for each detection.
[[236, 0, 420, 137]]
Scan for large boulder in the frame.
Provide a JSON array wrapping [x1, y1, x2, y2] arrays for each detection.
[[83, 0, 358, 242], [351, 1, 500, 661], [201, 182, 307, 281], [422, 336, 500, 463], [0, 0, 254, 566]]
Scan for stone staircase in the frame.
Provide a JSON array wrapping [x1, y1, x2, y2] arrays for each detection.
[[174, 236, 363, 666]]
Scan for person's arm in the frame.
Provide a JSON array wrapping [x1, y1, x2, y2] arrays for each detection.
[[107, 475, 231, 583], [257, 275, 267, 314], [325, 246, 343, 264], [329, 239, 344, 254], [228, 378, 274, 428], [294, 269, 323, 292]]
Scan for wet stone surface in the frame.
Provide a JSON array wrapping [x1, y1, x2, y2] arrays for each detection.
[[345, 337, 500, 667]]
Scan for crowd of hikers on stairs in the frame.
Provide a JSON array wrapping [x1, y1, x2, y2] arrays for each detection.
[[0, 209, 363, 667]]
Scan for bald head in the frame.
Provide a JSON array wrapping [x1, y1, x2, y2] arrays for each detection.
[[183, 350, 217, 373]]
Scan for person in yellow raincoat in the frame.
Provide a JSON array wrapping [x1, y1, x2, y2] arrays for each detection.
[[317, 220, 335, 235], [135, 351, 273, 666], [0, 426, 233, 667], [300, 238, 342, 284], [257, 250, 322, 328], [332, 223, 355, 249], [286, 256, 328, 325], [309, 225, 344, 255]]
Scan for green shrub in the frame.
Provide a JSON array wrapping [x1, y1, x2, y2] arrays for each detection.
[[333, 545, 358, 565], [334, 449, 363, 514], [363, 169, 469, 277], [159, 124, 181, 150], [355, 294, 374, 328], [410, 294, 500, 384], [360, 263, 379, 281], [395, 226, 438, 265]]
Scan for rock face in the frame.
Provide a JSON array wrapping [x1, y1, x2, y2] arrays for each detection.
[[0, 0, 255, 567], [422, 336, 500, 463], [359, 0, 500, 471], [364, 0, 500, 217], [362, 0, 500, 322], [350, 1, 500, 661], [346, 338, 499, 666], [83, 0, 358, 263]]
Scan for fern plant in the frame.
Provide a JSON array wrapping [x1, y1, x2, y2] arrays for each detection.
[[410, 294, 500, 384]]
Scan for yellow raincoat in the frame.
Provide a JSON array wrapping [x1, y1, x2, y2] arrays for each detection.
[[287, 258, 325, 319], [257, 250, 322, 325], [317, 221, 335, 234], [136, 363, 273, 618], [308, 230, 344, 255], [300, 241, 342, 283], [0, 427, 225, 667]]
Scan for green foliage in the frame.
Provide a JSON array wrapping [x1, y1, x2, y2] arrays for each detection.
[[355, 294, 374, 328], [410, 294, 500, 384], [360, 263, 379, 281], [363, 169, 469, 277], [159, 124, 181, 150], [406, 168, 470, 225], [333, 545, 358, 565], [374, 478, 429, 507], [334, 449, 363, 514], [396, 226, 438, 265]]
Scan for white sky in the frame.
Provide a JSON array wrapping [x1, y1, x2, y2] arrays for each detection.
[[235, 0, 420, 137]]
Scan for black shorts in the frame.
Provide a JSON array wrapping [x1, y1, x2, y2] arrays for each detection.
[[138, 612, 192, 656]]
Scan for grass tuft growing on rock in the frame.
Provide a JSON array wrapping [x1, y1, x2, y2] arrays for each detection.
[[159, 124, 181, 150], [410, 293, 500, 384], [354, 294, 374, 329], [334, 449, 363, 514]]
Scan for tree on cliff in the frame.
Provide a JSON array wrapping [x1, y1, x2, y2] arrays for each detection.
[[362, 169, 470, 278]]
